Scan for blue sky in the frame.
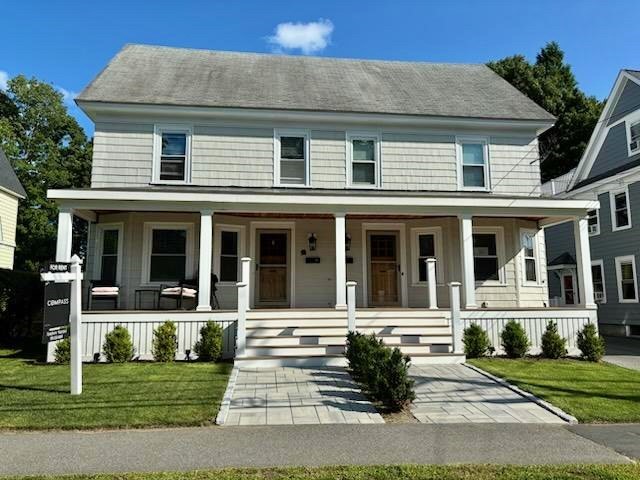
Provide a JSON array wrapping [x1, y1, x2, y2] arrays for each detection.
[[1, 0, 638, 135]]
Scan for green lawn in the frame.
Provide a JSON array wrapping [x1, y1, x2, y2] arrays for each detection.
[[3, 465, 640, 480], [469, 358, 640, 423], [0, 348, 232, 430]]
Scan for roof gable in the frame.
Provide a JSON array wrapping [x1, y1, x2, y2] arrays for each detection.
[[0, 148, 26, 198], [77, 44, 554, 122]]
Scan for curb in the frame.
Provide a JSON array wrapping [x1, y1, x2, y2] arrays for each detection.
[[463, 363, 578, 424], [215, 365, 240, 426]]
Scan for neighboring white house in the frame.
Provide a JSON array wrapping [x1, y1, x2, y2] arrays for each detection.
[[48, 45, 598, 365], [0, 148, 26, 270]]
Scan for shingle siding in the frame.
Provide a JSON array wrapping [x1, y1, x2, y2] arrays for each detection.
[[586, 123, 640, 180], [607, 79, 640, 126]]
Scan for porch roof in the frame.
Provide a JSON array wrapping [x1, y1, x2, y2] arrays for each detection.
[[49, 187, 598, 222]]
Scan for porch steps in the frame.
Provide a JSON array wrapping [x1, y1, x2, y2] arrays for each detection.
[[235, 309, 465, 367]]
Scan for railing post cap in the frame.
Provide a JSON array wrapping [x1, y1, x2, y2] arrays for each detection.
[[70, 254, 83, 265], [241, 257, 251, 262], [346, 281, 357, 286], [425, 258, 437, 263], [448, 281, 461, 287], [236, 281, 248, 287]]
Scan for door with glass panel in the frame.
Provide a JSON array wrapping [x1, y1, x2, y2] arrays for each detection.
[[562, 273, 576, 305], [256, 231, 289, 306], [368, 233, 400, 306]]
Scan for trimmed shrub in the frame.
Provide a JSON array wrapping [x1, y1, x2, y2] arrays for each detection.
[[463, 323, 491, 358], [577, 323, 606, 362], [103, 326, 135, 363], [152, 321, 178, 362], [54, 337, 71, 364], [541, 321, 567, 359], [194, 321, 223, 361], [345, 331, 415, 411], [501, 320, 529, 358]]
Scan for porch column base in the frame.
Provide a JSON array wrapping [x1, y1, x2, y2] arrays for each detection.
[[196, 305, 212, 312], [335, 303, 347, 311]]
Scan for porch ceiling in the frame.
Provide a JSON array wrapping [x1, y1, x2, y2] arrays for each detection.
[[49, 188, 599, 221]]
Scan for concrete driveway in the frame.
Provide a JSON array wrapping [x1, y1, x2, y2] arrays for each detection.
[[604, 336, 640, 370]]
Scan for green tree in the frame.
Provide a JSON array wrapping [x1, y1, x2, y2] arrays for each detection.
[[488, 42, 604, 181], [0, 75, 92, 271]]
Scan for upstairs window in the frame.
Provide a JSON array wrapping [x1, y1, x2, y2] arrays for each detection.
[[275, 130, 309, 186], [521, 230, 538, 284], [628, 119, 640, 155], [610, 188, 632, 231], [587, 209, 600, 236], [348, 133, 380, 187], [457, 137, 490, 190], [154, 125, 192, 183]]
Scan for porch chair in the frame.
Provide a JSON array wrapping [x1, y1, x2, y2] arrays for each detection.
[[159, 278, 198, 310], [88, 280, 120, 310]]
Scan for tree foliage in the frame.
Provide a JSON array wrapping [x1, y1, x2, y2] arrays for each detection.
[[488, 42, 604, 181], [0, 75, 92, 271]]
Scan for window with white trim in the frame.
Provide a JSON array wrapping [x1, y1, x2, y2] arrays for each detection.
[[100, 229, 120, 283], [348, 133, 380, 187], [610, 188, 632, 231], [457, 137, 490, 190], [275, 130, 309, 186], [473, 232, 501, 283], [587, 209, 600, 236], [142, 223, 194, 284], [154, 125, 192, 183], [628, 119, 640, 155], [615, 255, 638, 303], [213, 224, 246, 285], [591, 260, 606, 304], [520, 229, 539, 284], [410, 228, 443, 285]]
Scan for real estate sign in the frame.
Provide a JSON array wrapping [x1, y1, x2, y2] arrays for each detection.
[[41, 262, 72, 343]]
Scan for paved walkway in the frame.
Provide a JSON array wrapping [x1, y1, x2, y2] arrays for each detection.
[[0, 424, 630, 475], [604, 336, 640, 371], [410, 365, 566, 424], [225, 367, 383, 425], [570, 424, 640, 459]]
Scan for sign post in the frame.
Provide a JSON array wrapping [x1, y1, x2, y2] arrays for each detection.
[[41, 255, 84, 395]]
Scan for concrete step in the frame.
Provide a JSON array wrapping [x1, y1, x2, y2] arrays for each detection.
[[246, 325, 452, 336], [246, 317, 449, 328], [246, 334, 452, 347], [245, 309, 447, 320], [234, 352, 465, 368]]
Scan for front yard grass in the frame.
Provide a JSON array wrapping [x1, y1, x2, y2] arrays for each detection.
[[3, 465, 639, 480], [469, 357, 640, 423], [0, 348, 232, 430]]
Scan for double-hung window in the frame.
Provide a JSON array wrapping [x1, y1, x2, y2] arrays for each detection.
[[411, 228, 443, 285], [615, 255, 638, 303], [628, 118, 640, 155], [143, 223, 194, 284], [214, 224, 246, 285], [154, 125, 192, 183], [472, 230, 502, 283], [457, 136, 490, 190], [348, 133, 380, 187], [591, 260, 606, 304], [610, 188, 632, 231], [275, 130, 309, 186], [587, 209, 600, 235], [95, 224, 123, 284], [520, 229, 538, 284]]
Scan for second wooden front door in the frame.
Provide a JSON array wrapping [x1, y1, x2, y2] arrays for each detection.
[[368, 233, 400, 306], [257, 231, 289, 306]]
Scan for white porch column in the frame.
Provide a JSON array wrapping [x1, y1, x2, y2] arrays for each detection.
[[574, 215, 596, 308], [426, 258, 438, 309], [197, 210, 213, 312], [56, 208, 73, 262], [458, 214, 477, 309], [335, 213, 347, 310]]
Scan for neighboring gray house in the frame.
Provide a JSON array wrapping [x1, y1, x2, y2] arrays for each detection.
[[48, 45, 598, 365], [544, 69, 640, 337]]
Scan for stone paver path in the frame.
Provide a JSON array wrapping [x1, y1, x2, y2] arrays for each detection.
[[225, 367, 384, 426], [410, 365, 566, 424]]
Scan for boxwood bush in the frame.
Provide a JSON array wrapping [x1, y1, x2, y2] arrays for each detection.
[[540, 321, 567, 359], [501, 320, 529, 358], [577, 323, 606, 362], [152, 321, 178, 362], [54, 336, 71, 364], [345, 331, 415, 411], [194, 321, 223, 361], [103, 325, 135, 363], [463, 323, 491, 358]]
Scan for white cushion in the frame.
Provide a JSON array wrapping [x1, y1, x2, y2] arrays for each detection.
[[92, 286, 119, 294], [181, 288, 197, 298], [161, 287, 197, 297]]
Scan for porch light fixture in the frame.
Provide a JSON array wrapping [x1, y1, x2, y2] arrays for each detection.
[[308, 233, 317, 252], [345, 233, 352, 252]]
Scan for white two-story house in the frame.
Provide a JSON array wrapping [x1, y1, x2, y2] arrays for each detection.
[[49, 44, 598, 365]]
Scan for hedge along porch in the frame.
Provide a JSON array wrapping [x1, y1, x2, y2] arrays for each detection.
[[48, 187, 600, 364]]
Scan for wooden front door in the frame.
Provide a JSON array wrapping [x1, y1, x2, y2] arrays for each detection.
[[257, 231, 289, 306], [368, 233, 400, 306], [562, 273, 576, 305]]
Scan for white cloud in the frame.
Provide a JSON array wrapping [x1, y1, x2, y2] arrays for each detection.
[[57, 86, 78, 104], [267, 19, 334, 55], [0, 70, 9, 91]]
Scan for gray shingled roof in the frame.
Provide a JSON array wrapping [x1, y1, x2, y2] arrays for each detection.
[[0, 148, 26, 198], [77, 44, 554, 122]]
